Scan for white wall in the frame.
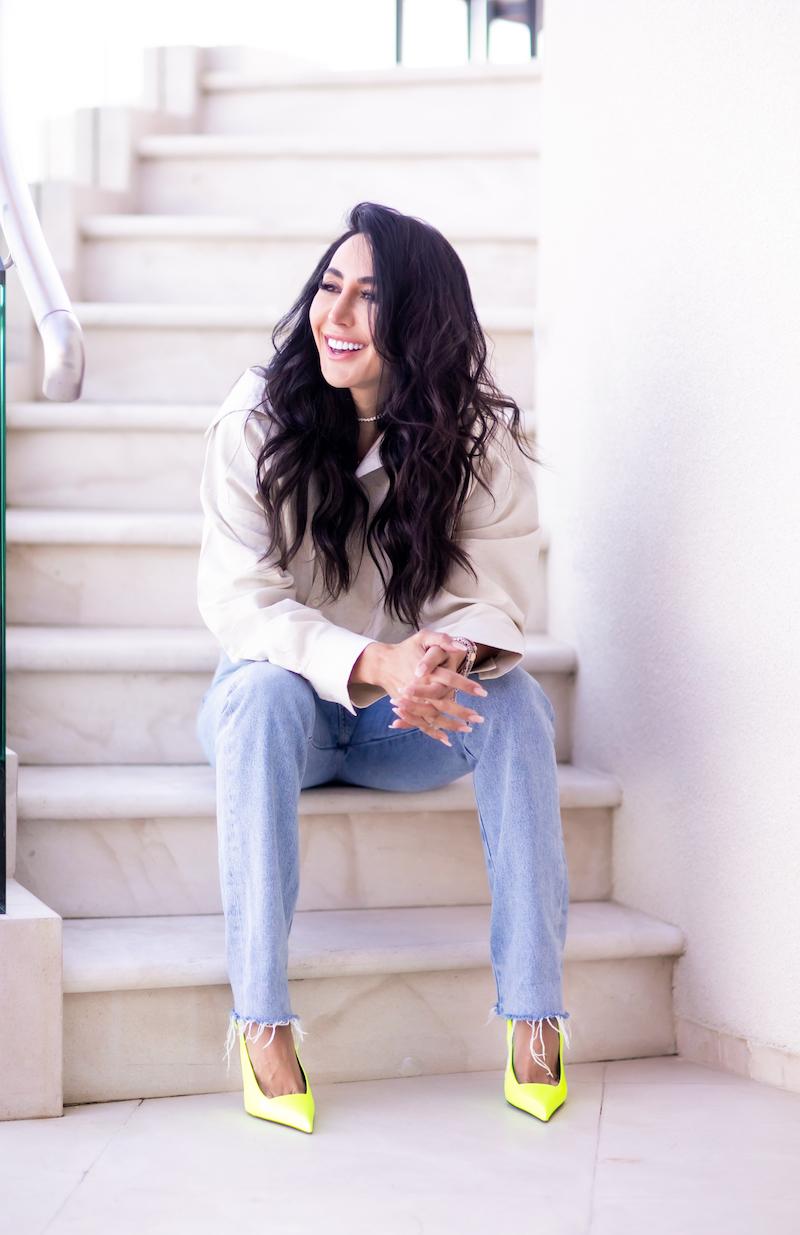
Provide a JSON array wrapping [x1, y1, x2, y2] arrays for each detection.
[[535, 0, 800, 1063]]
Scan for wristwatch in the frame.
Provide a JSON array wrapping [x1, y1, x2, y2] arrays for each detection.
[[449, 635, 477, 678]]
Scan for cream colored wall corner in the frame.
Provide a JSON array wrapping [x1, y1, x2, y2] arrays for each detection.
[[534, 1, 800, 1084]]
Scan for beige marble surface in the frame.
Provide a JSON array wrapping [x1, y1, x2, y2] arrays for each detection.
[[3, 1057, 798, 1234]]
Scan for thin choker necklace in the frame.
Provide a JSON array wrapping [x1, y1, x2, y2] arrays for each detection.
[[356, 412, 383, 422]]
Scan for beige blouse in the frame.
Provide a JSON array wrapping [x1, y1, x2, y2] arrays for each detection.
[[197, 367, 542, 716]]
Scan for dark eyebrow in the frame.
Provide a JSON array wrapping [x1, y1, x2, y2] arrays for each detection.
[[323, 266, 376, 284]]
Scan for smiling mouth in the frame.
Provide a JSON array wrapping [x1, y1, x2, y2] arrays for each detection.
[[323, 334, 366, 359]]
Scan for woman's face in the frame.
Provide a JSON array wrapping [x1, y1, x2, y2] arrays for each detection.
[[309, 233, 387, 407]]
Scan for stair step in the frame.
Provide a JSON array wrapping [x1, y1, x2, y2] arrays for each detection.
[[19, 759, 615, 819], [201, 60, 541, 93], [81, 215, 538, 241], [7, 405, 210, 511], [6, 401, 535, 511], [16, 761, 620, 916], [68, 303, 535, 404], [7, 505, 546, 545], [7, 624, 567, 669], [200, 58, 540, 90], [7, 400, 213, 430], [79, 215, 538, 309], [63, 901, 683, 992], [137, 134, 539, 160], [8, 508, 202, 544], [134, 138, 539, 235], [7, 629, 574, 765], [61, 900, 685, 1101], [6, 508, 547, 629]]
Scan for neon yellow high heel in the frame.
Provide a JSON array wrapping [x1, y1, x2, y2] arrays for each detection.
[[239, 1025, 315, 1134], [504, 1017, 567, 1121]]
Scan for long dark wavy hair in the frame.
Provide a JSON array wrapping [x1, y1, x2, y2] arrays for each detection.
[[245, 200, 541, 628]]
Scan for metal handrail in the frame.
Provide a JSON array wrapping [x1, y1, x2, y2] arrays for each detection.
[[0, 108, 85, 400], [0, 95, 85, 915]]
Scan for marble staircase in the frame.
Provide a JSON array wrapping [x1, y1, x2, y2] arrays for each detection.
[[6, 52, 685, 1108]]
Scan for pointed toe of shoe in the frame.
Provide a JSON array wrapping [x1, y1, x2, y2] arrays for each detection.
[[504, 1017, 568, 1122], [239, 1028, 316, 1133]]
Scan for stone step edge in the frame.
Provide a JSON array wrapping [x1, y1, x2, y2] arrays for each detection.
[[201, 61, 542, 94], [7, 400, 536, 433], [18, 761, 620, 821], [62, 900, 686, 995], [137, 133, 540, 160], [80, 215, 539, 243], [6, 509, 547, 547], [7, 402, 216, 431], [69, 301, 534, 332], [7, 628, 571, 675]]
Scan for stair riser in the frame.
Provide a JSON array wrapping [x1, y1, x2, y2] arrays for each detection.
[[201, 78, 541, 146], [136, 152, 540, 234], [8, 544, 203, 628], [7, 429, 205, 511], [17, 807, 611, 918], [8, 405, 538, 510], [76, 320, 535, 405], [63, 956, 678, 1102], [7, 668, 571, 765], [7, 539, 548, 632], [81, 234, 538, 310]]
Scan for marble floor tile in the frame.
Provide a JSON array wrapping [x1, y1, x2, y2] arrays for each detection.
[[0, 1099, 139, 1235], [4, 1059, 798, 1235], [591, 1079, 800, 1233]]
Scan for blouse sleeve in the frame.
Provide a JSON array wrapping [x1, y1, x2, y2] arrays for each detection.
[[196, 369, 378, 715], [417, 424, 541, 680]]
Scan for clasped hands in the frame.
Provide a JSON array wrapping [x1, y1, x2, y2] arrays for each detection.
[[383, 629, 488, 747]]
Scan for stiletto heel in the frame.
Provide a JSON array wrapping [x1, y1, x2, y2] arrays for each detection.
[[504, 1017, 567, 1122], [239, 1025, 316, 1133]]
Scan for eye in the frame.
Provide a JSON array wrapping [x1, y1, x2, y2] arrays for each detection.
[[318, 281, 375, 301]]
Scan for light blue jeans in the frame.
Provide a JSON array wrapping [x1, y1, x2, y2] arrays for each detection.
[[196, 649, 571, 1076]]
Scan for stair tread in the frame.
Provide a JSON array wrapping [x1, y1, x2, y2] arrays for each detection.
[[137, 133, 539, 159], [8, 398, 534, 431], [7, 627, 573, 673], [80, 214, 539, 243], [201, 61, 541, 93], [7, 508, 203, 543], [6, 506, 546, 545], [70, 301, 535, 331], [7, 401, 215, 431], [61, 900, 685, 994], [18, 759, 621, 820]]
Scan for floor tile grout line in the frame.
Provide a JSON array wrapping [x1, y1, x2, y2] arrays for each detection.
[[39, 1098, 145, 1235], [585, 1063, 607, 1234]]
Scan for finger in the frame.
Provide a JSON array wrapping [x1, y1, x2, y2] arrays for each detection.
[[418, 631, 465, 657], [392, 692, 484, 724], [391, 701, 447, 741], [391, 701, 473, 734], [414, 644, 449, 678], [394, 676, 486, 706], [408, 711, 452, 747], [425, 665, 489, 698]]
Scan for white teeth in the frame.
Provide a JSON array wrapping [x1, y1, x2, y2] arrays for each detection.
[[327, 337, 364, 351]]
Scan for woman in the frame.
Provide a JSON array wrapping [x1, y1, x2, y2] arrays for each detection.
[[195, 201, 571, 1133]]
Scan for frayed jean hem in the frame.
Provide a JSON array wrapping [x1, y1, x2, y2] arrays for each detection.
[[223, 1009, 308, 1075], [485, 1002, 572, 1080]]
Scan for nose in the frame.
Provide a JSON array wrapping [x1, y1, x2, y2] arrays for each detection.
[[327, 290, 354, 327]]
